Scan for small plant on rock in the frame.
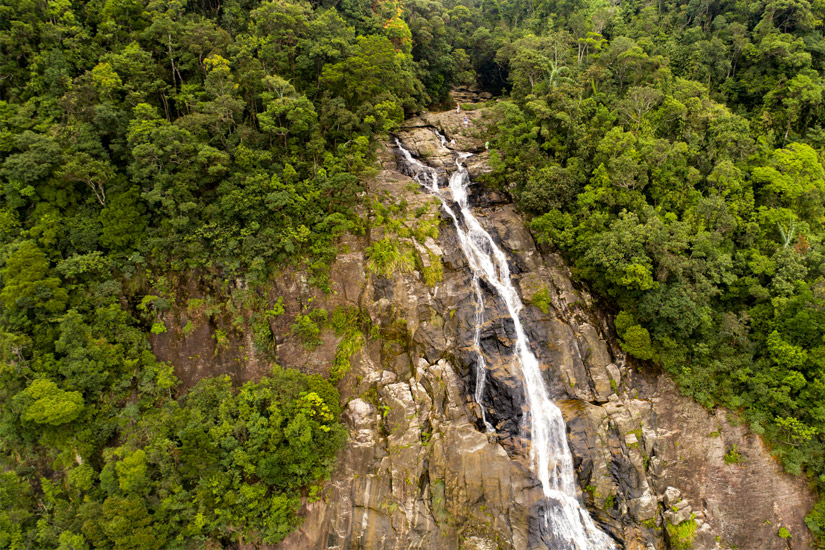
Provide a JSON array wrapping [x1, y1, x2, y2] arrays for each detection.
[[724, 443, 742, 464], [666, 518, 697, 550], [366, 237, 415, 276], [530, 286, 552, 314], [603, 494, 616, 511], [291, 308, 328, 349]]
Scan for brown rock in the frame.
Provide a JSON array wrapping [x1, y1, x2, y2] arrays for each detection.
[[157, 101, 819, 550]]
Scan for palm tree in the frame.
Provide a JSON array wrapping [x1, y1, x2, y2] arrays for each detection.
[[545, 58, 573, 89]]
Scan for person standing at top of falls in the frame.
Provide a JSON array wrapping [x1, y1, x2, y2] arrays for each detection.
[[464, 115, 469, 128], [456, 101, 461, 114]]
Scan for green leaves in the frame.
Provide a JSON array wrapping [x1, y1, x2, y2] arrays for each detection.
[[0, 131, 62, 187], [775, 416, 818, 447], [81, 367, 346, 545], [320, 34, 425, 112], [620, 325, 654, 361], [752, 142, 825, 222], [579, 211, 657, 294], [14, 379, 84, 426], [614, 311, 654, 360], [1, 241, 68, 317], [114, 449, 149, 495], [259, 81, 319, 147], [0, 472, 34, 550]]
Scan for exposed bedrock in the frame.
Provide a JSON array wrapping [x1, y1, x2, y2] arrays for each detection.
[[154, 108, 816, 549]]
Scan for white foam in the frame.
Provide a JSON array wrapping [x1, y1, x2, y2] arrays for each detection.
[[394, 136, 615, 549]]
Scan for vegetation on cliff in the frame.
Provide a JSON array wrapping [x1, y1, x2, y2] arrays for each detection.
[[478, 0, 825, 540], [3, 0, 825, 545], [0, 0, 455, 546]]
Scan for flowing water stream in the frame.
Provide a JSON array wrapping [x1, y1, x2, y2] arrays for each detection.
[[395, 135, 616, 550]]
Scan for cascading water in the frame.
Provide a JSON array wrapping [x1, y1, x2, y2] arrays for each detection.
[[470, 274, 494, 433], [395, 135, 616, 550]]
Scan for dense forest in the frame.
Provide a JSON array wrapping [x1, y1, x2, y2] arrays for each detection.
[[2, 0, 825, 547], [480, 0, 825, 542], [0, 0, 435, 546]]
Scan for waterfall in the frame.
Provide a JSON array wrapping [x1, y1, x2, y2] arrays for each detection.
[[470, 274, 494, 433], [395, 136, 616, 550]]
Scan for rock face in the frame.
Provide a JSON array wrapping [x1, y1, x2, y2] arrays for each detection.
[[149, 275, 270, 390], [156, 106, 818, 549]]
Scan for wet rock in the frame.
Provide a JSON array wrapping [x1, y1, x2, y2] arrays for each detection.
[[465, 153, 493, 180], [262, 105, 818, 550], [394, 123, 452, 169]]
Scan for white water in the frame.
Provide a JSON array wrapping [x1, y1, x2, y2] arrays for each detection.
[[470, 274, 494, 432], [395, 136, 615, 549]]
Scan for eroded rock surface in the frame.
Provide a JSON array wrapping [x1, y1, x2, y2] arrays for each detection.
[[156, 106, 817, 549]]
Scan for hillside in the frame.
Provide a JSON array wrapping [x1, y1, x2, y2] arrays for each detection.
[[2, 0, 825, 548]]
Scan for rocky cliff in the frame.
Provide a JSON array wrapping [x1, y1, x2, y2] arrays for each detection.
[[153, 105, 817, 549]]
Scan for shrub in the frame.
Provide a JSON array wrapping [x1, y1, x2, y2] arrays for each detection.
[[724, 444, 742, 464], [531, 287, 552, 314], [291, 309, 328, 349], [329, 305, 360, 335], [805, 499, 825, 541], [421, 252, 443, 286], [366, 237, 415, 276], [666, 518, 697, 549], [621, 325, 654, 360], [213, 328, 229, 349], [330, 331, 364, 382]]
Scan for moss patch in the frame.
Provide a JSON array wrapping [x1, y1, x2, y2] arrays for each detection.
[[530, 286, 552, 314], [666, 518, 697, 549]]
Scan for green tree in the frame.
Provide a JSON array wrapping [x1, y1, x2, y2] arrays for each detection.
[[752, 142, 825, 223], [14, 379, 84, 426], [1, 241, 68, 318], [320, 34, 425, 112]]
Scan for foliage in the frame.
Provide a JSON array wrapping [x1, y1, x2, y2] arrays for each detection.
[[531, 287, 552, 314], [109, 368, 343, 546], [421, 252, 444, 287], [666, 518, 698, 550], [806, 499, 825, 541], [291, 309, 328, 350], [328, 306, 365, 382], [331, 330, 365, 382], [620, 325, 655, 361], [366, 237, 416, 276], [724, 444, 742, 464], [14, 379, 84, 427]]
